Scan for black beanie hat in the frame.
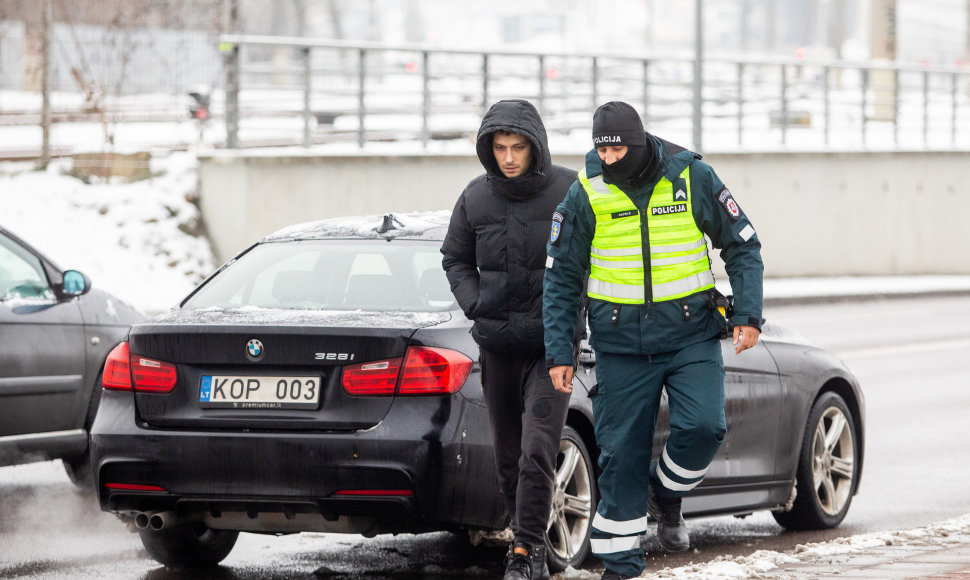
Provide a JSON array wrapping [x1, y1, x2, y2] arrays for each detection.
[[592, 101, 646, 147]]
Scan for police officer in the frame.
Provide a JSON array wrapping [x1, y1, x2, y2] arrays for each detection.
[[543, 101, 764, 580]]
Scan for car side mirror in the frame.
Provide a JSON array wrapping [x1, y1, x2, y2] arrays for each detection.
[[60, 270, 90, 297]]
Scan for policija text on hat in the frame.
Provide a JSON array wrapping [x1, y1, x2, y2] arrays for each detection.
[[542, 101, 764, 580]]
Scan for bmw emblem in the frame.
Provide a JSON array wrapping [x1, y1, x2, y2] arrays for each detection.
[[246, 339, 264, 360]]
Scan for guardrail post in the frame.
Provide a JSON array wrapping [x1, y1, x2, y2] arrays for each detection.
[[823, 65, 830, 146], [893, 68, 899, 147], [922, 70, 929, 146], [357, 48, 366, 148], [642, 59, 650, 125], [692, 0, 704, 153], [780, 63, 788, 146], [538, 54, 546, 117], [591, 56, 599, 109], [861, 68, 869, 145], [422, 51, 430, 147], [482, 54, 490, 113], [951, 72, 958, 146], [221, 40, 240, 149], [302, 47, 312, 148], [736, 62, 743, 146]]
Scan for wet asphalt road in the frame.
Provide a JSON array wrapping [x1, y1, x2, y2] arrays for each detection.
[[1, 295, 969, 579]]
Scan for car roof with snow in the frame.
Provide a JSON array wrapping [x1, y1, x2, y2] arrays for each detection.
[[262, 211, 451, 243]]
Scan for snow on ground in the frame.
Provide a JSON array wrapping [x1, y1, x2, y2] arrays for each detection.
[[0, 152, 217, 314], [551, 514, 970, 579]]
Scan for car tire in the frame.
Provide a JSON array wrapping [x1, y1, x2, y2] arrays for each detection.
[[773, 391, 858, 531], [138, 522, 239, 568], [545, 425, 596, 572]]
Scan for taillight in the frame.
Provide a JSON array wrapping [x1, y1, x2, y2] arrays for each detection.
[[102, 342, 132, 390], [101, 341, 177, 393], [398, 347, 471, 395], [341, 347, 472, 396], [132, 355, 177, 393], [341, 358, 403, 395]]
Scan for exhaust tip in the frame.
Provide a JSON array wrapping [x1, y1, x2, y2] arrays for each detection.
[[134, 512, 151, 529], [148, 511, 176, 531]]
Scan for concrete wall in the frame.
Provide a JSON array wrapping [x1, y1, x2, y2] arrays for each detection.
[[198, 150, 970, 278]]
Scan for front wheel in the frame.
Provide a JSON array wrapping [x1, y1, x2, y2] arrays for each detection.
[[139, 522, 239, 568], [545, 425, 597, 572], [773, 392, 859, 530]]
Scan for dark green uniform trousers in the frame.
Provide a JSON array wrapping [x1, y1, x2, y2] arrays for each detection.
[[590, 337, 726, 577]]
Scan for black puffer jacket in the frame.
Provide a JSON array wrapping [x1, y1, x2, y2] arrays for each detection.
[[442, 99, 576, 356]]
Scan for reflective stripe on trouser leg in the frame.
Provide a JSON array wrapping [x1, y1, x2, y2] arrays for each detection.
[[650, 338, 727, 498], [591, 351, 666, 578]]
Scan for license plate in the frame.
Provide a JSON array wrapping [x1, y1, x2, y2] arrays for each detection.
[[199, 375, 321, 409]]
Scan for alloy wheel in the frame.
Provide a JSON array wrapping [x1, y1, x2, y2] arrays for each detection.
[[811, 405, 855, 516], [546, 430, 594, 566]]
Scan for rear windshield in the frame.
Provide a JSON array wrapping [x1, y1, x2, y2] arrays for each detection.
[[182, 239, 455, 312]]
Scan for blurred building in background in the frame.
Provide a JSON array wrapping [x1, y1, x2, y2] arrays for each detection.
[[0, 0, 966, 96]]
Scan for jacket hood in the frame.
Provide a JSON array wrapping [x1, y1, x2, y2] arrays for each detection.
[[476, 99, 552, 200]]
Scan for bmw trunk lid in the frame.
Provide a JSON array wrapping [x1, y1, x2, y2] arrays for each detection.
[[127, 309, 448, 431]]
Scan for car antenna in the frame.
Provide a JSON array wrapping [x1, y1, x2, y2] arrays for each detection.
[[376, 213, 403, 235]]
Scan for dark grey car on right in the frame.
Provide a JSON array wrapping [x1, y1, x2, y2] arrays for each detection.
[[681, 320, 864, 531]]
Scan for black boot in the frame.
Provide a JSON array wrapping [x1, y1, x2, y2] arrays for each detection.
[[647, 494, 690, 552], [503, 542, 549, 580], [529, 544, 549, 580]]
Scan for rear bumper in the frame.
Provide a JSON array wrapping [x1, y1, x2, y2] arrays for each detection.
[[90, 390, 503, 534]]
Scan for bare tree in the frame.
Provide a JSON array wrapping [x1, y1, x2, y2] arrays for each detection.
[[40, 0, 52, 169]]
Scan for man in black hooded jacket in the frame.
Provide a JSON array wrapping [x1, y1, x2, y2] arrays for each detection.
[[441, 99, 576, 580]]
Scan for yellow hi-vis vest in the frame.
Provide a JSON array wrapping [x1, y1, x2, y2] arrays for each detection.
[[580, 166, 715, 304]]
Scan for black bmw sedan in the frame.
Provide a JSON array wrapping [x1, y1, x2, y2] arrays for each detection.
[[0, 225, 142, 483], [91, 211, 864, 571]]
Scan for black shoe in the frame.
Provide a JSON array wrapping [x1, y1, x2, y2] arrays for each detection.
[[529, 544, 549, 580], [503, 542, 549, 580], [647, 494, 690, 552], [600, 570, 633, 580]]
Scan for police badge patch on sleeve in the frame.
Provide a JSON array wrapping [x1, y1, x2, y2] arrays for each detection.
[[550, 211, 565, 246], [717, 187, 741, 222]]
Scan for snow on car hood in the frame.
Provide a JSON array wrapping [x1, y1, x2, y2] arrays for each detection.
[[147, 306, 453, 328], [263, 210, 451, 242]]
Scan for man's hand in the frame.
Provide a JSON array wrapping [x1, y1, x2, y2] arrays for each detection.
[[732, 325, 761, 354], [549, 365, 574, 393]]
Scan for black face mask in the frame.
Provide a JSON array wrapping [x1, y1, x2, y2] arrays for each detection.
[[602, 140, 662, 189], [602, 145, 645, 184]]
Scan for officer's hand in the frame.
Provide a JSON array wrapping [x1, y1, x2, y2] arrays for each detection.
[[549, 365, 574, 393], [733, 325, 761, 354]]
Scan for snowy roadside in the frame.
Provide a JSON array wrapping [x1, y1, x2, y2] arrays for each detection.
[[0, 152, 217, 315], [552, 514, 970, 579]]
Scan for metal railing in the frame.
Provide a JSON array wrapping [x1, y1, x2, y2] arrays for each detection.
[[218, 34, 970, 153]]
